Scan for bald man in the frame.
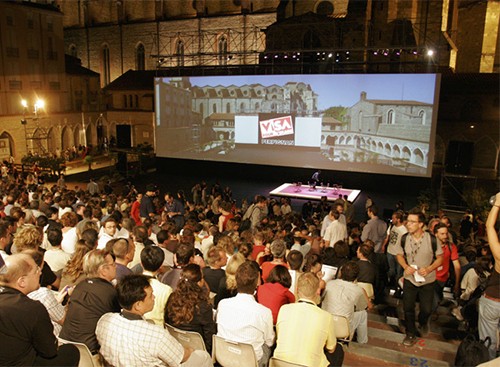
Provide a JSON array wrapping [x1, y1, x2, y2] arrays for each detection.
[[0, 254, 79, 366]]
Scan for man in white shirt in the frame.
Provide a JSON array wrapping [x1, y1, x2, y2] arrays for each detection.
[[323, 209, 347, 247], [217, 261, 274, 367], [383, 210, 407, 288], [97, 218, 118, 250], [44, 227, 71, 273]]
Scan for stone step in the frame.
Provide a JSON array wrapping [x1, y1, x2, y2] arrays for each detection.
[[344, 342, 452, 367], [366, 327, 458, 362]]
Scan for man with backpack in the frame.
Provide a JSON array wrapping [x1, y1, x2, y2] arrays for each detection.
[[242, 195, 267, 230], [396, 209, 443, 347]]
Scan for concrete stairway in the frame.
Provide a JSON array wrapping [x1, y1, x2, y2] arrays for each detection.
[[342, 295, 463, 366]]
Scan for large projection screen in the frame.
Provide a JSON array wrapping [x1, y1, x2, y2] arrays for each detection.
[[155, 74, 440, 177]]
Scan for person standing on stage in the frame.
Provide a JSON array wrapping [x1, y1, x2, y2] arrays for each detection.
[[311, 170, 321, 187]]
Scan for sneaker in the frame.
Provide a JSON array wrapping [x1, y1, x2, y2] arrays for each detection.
[[418, 323, 429, 337], [403, 335, 417, 347], [451, 307, 464, 321]]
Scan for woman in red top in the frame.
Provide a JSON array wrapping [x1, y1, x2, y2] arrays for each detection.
[[218, 201, 234, 233], [130, 193, 142, 225], [257, 265, 295, 324]]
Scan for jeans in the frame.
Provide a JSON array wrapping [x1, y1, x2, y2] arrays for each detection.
[[403, 279, 435, 337], [478, 296, 500, 360], [433, 280, 446, 312], [387, 252, 403, 283]]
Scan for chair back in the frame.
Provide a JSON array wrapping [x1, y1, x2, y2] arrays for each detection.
[[58, 338, 102, 367], [269, 356, 308, 367], [165, 324, 207, 351], [331, 314, 351, 340], [356, 281, 374, 299], [212, 335, 258, 367]]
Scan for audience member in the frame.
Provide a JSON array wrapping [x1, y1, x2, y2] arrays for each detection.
[[274, 272, 344, 367], [96, 274, 213, 367], [166, 264, 216, 353], [217, 261, 275, 367], [257, 265, 295, 324], [0, 253, 79, 366]]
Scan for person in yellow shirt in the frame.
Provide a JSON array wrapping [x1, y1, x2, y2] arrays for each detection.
[[273, 272, 344, 367]]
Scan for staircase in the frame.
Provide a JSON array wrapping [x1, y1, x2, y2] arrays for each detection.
[[342, 294, 463, 366]]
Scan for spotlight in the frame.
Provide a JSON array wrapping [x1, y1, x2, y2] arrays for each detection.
[[373, 50, 378, 55], [328, 53, 333, 58], [426, 49, 434, 57]]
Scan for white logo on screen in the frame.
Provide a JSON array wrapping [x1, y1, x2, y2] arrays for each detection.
[[259, 116, 294, 139]]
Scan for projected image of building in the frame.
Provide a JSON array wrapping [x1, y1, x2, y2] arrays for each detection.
[[322, 91, 433, 175]]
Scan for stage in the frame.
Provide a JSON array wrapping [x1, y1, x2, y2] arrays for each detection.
[[269, 183, 361, 203]]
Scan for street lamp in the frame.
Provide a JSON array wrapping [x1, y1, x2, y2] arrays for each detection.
[[20, 98, 46, 154]]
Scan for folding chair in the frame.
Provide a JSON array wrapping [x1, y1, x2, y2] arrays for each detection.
[[331, 314, 351, 344], [58, 337, 102, 367], [165, 323, 207, 351], [212, 335, 258, 367]]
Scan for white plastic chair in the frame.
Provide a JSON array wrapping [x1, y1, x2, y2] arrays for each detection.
[[212, 335, 258, 367], [331, 314, 351, 343], [165, 323, 207, 351], [58, 337, 102, 367]]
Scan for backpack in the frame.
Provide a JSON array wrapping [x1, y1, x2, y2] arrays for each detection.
[[240, 204, 257, 232], [400, 232, 438, 263], [454, 334, 491, 366]]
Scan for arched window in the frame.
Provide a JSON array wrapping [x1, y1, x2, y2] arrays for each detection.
[[419, 110, 426, 125], [101, 45, 110, 86], [316, 1, 334, 16], [226, 103, 231, 113], [176, 40, 184, 67], [69, 44, 77, 57], [218, 35, 228, 65], [387, 109, 395, 124], [136, 43, 145, 71], [212, 104, 217, 114]]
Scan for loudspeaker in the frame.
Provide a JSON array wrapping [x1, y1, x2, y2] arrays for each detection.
[[116, 125, 131, 148], [445, 141, 473, 175]]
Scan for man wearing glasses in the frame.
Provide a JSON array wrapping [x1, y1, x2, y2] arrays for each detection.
[[395, 209, 443, 347]]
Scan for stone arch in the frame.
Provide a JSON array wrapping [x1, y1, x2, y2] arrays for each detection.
[[339, 136, 345, 145], [413, 148, 424, 166], [346, 136, 352, 145], [402, 146, 411, 160], [393, 144, 401, 158], [74, 124, 83, 146], [385, 143, 391, 156], [371, 140, 376, 151], [0, 131, 15, 159], [226, 102, 231, 113], [377, 141, 383, 152], [61, 126, 73, 150], [473, 136, 498, 169], [47, 127, 58, 153]]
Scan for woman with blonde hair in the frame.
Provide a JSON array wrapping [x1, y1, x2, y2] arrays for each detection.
[[214, 252, 246, 308], [60, 239, 95, 288]]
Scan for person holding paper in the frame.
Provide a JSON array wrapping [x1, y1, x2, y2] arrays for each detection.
[[395, 208, 443, 347]]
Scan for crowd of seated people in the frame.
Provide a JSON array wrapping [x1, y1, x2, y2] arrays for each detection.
[[0, 170, 498, 366]]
